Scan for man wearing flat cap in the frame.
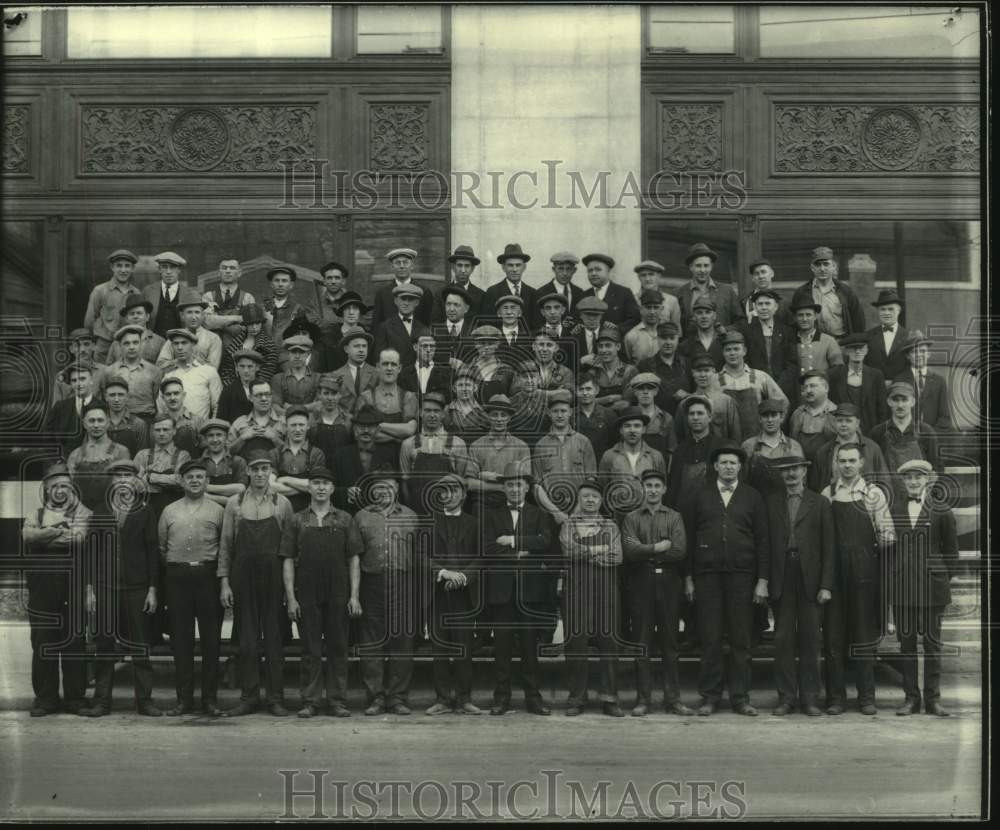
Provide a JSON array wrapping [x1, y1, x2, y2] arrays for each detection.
[[143, 251, 189, 338], [789, 370, 839, 465], [634, 321, 691, 416], [374, 283, 431, 369], [103, 323, 163, 422], [485, 244, 540, 330], [103, 376, 150, 456], [106, 294, 165, 366], [827, 332, 888, 436], [682, 443, 770, 716], [283, 466, 364, 718], [537, 251, 586, 317], [160, 326, 222, 421], [765, 455, 834, 717], [869, 381, 942, 476], [580, 253, 641, 335], [598, 405, 668, 519], [737, 259, 794, 328], [675, 243, 741, 333], [156, 290, 223, 371], [677, 295, 725, 371], [810, 402, 888, 495], [791, 297, 843, 386], [863, 289, 910, 381], [467, 394, 532, 514], [740, 398, 803, 499], [400, 390, 471, 516], [84, 249, 142, 363], [432, 245, 488, 325], [625, 290, 669, 365], [328, 328, 378, 414], [570, 296, 610, 374], [198, 418, 249, 507], [717, 329, 789, 439], [634, 260, 682, 331], [157, 457, 226, 716], [739, 288, 797, 400], [270, 334, 319, 408], [889, 459, 959, 717], [790, 247, 865, 338], [372, 247, 433, 330]]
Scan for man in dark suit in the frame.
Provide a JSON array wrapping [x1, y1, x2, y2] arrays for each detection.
[[890, 459, 959, 717], [828, 333, 888, 435], [143, 251, 189, 338], [483, 460, 556, 716], [330, 407, 398, 514], [44, 362, 99, 457], [431, 246, 488, 326], [424, 474, 483, 715], [371, 247, 433, 329], [580, 253, 641, 335], [682, 443, 769, 716], [536, 251, 586, 318], [431, 284, 478, 367], [328, 328, 378, 414], [737, 259, 794, 327], [216, 348, 260, 424], [373, 283, 430, 369], [739, 288, 798, 399], [765, 455, 834, 717], [864, 289, 910, 381], [897, 332, 953, 431], [485, 243, 540, 330], [398, 333, 453, 404]]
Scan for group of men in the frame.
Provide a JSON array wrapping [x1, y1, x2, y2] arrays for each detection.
[[23, 240, 958, 721]]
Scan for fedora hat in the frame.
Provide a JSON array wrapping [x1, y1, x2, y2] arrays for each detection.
[[872, 288, 904, 307], [448, 245, 480, 266], [685, 243, 717, 265], [497, 243, 531, 264]]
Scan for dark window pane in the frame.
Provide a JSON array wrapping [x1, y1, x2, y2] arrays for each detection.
[[646, 218, 739, 288], [1, 220, 44, 319], [353, 217, 449, 302]]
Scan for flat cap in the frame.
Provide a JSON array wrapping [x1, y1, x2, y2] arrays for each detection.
[[386, 247, 418, 261], [282, 334, 314, 351], [471, 325, 502, 340], [484, 394, 515, 413], [166, 327, 197, 343], [639, 289, 664, 306], [750, 289, 782, 304], [244, 450, 274, 467], [306, 466, 335, 482], [656, 321, 680, 337], [120, 295, 153, 316], [494, 293, 524, 310], [691, 296, 716, 312], [758, 398, 786, 415], [798, 370, 828, 384], [159, 376, 184, 392], [595, 326, 620, 343], [899, 331, 933, 351], [720, 330, 745, 346], [113, 323, 146, 342], [898, 459, 933, 475], [69, 327, 95, 341], [547, 389, 574, 407], [682, 394, 713, 412], [392, 282, 423, 299], [576, 296, 607, 314], [887, 381, 916, 398], [576, 475, 604, 495], [43, 462, 72, 482], [284, 405, 311, 421], [832, 402, 861, 418], [178, 458, 208, 476], [640, 468, 667, 483], [199, 418, 231, 435], [318, 374, 344, 392], [353, 406, 383, 426], [339, 327, 373, 349], [107, 459, 140, 474], [838, 332, 869, 348], [771, 455, 811, 469], [550, 251, 579, 264], [690, 354, 716, 370], [537, 291, 569, 309], [747, 258, 772, 273], [154, 251, 187, 266], [685, 242, 717, 265], [232, 349, 264, 364], [107, 249, 138, 264], [582, 252, 615, 269], [634, 260, 665, 274], [266, 266, 297, 281], [421, 391, 447, 408], [102, 375, 130, 392], [630, 372, 662, 389], [811, 246, 834, 262]]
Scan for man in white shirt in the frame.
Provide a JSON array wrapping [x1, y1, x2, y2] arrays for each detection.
[[157, 291, 223, 370], [161, 328, 222, 421]]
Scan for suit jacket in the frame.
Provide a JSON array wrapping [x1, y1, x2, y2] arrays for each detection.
[[581, 282, 641, 334], [398, 363, 453, 402], [430, 282, 488, 326], [864, 324, 910, 381], [889, 501, 958, 607], [216, 381, 253, 425], [330, 443, 399, 514], [371, 280, 434, 330], [683, 481, 769, 578], [44, 397, 88, 456], [790, 279, 866, 336], [896, 367, 953, 431], [827, 364, 888, 436], [142, 282, 189, 338], [766, 488, 835, 600], [428, 511, 481, 604], [536, 279, 586, 318], [373, 315, 431, 368], [484, 280, 541, 331], [430, 318, 476, 365], [329, 361, 379, 414], [739, 318, 798, 394], [677, 329, 725, 371], [738, 291, 795, 328], [482, 502, 555, 605], [93, 503, 159, 590]]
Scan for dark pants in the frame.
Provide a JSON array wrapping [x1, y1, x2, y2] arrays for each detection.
[[695, 571, 755, 706], [565, 563, 620, 706], [166, 564, 222, 707], [823, 578, 878, 706], [772, 555, 821, 706], [490, 600, 551, 705], [233, 565, 285, 704], [430, 587, 476, 705], [298, 599, 350, 707], [358, 571, 416, 707], [628, 565, 684, 706], [92, 585, 154, 707], [893, 604, 946, 704], [27, 573, 87, 710]]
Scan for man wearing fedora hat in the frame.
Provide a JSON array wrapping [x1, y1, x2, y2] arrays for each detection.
[[485, 244, 541, 330], [682, 442, 770, 716], [203, 258, 257, 349], [143, 251, 189, 338], [765, 454, 834, 717], [633, 260, 682, 330], [372, 247, 433, 330], [537, 251, 586, 317], [262, 266, 320, 373], [675, 243, 741, 332], [827, 332, 888, 436], [864, 288, 911, 381], [106, 294, 165, 366], [156, 290, 223, 371], [432, 283, 478, 364], [22, 462, 93, 716], [84, 249, 142, 363], [468, 394, 532, 513], [432, 245, 488, 325], [328, 327, 378, 413], [580, 253, 641, 335], [790, 247, 866, 338], [374, 283, 431, 369], [897, 332, 953, 431]]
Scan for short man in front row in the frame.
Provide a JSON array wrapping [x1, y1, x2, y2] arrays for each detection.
[[683, 444, 769, 716], [218, 451, 296, 717], [621, 468, 692, 717], [283, 466, 364, 718], [766, 455, 834, 717], [889, 459, 958, 717], [484, 462, 556, 716]]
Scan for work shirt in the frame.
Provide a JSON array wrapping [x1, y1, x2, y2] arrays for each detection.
[[157, 497, 225, 564], [271, 441, 326, 477], [106, 328, 165, 366], [270, 368, 319, 408], [621, 502, 687, 565], [107, 410, 150, 456], [741, 432, 803, 461], [157, 327, 223, 370], [399, 428, 470, 478], [559, 513, 623, 567], [624, 324, 661, 364], [84, 280, 140, 342], [532, 429, 597, 481], [229, 410, 287, 451], [200, 450, 248, 485], [22, 500, 92, 550], [162, 361, 222, 421], [795, 330, 843, 374], [282, 505, 365, 559], [468, 432, 531, 483], [104, 359, 163, 416], [717, 364, 789, 408], [812, 280, 845, 337], [354, 501, 422, 573], [134, 445, 190, 492], [217, 488, 295, 577]]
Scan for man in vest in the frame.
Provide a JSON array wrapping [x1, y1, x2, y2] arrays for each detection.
[[203, 258, 256, 350], [143, 251, 188, 338]]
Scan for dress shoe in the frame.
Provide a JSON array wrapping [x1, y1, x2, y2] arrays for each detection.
[[298, 705, 318, 718], [268, 702, 290, 717], [364, 702, 384, 716], [565, 705, 583, 717], [771, 702, 794, 716], [137, 702, 163, 717], [825, 703, 845, 716], [425, 702, 452, 716], [388, 703, 411, 715], [459, 702, 484, 715], [30, 705, 58, 718], [734, 703, 758, 717], [329, 704, 352, 718], [225, 701, 258, 717], [896, 697, 921, 716], [925, 701, 951, 717], [62, 700, 88, 715], [860, 703, 878, 716], [603, 703, 625, 718], [667, 701, 696, 716], [201, 703, 223, 717], [697, 700, 717, 716], [165, 702, 194, 717], [631, 703, 649, 717], [490, 701, 510, 716], [803, 704, 824, 717], [82, 704, 110, 718]]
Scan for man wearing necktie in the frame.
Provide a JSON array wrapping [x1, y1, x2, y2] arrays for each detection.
[[373, 283, 430, 369], [431, 246, 487, 325], [142, 251, 188, 338], [536, 252, 584, 318], [897, 332, 953, 431], [864, 289, 910, 382], [486, 244, 540, 330], [44, 362, 97, 457], [203, 258, 255, 350]]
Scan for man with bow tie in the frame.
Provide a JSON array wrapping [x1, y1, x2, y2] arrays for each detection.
[[864, 289, 910, 383], [373, 283, 430, 369], [399, 334, 452, 404], [372, 247, 433, 329], [889, 459, 958, 717]]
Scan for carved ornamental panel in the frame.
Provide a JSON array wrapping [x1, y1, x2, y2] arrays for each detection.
[[80, 104, 318, 174], [774, 104, 979, 173], [660, 103, 723, 172], [368, 104, 430, 171], [3, 105, 30, 174]]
